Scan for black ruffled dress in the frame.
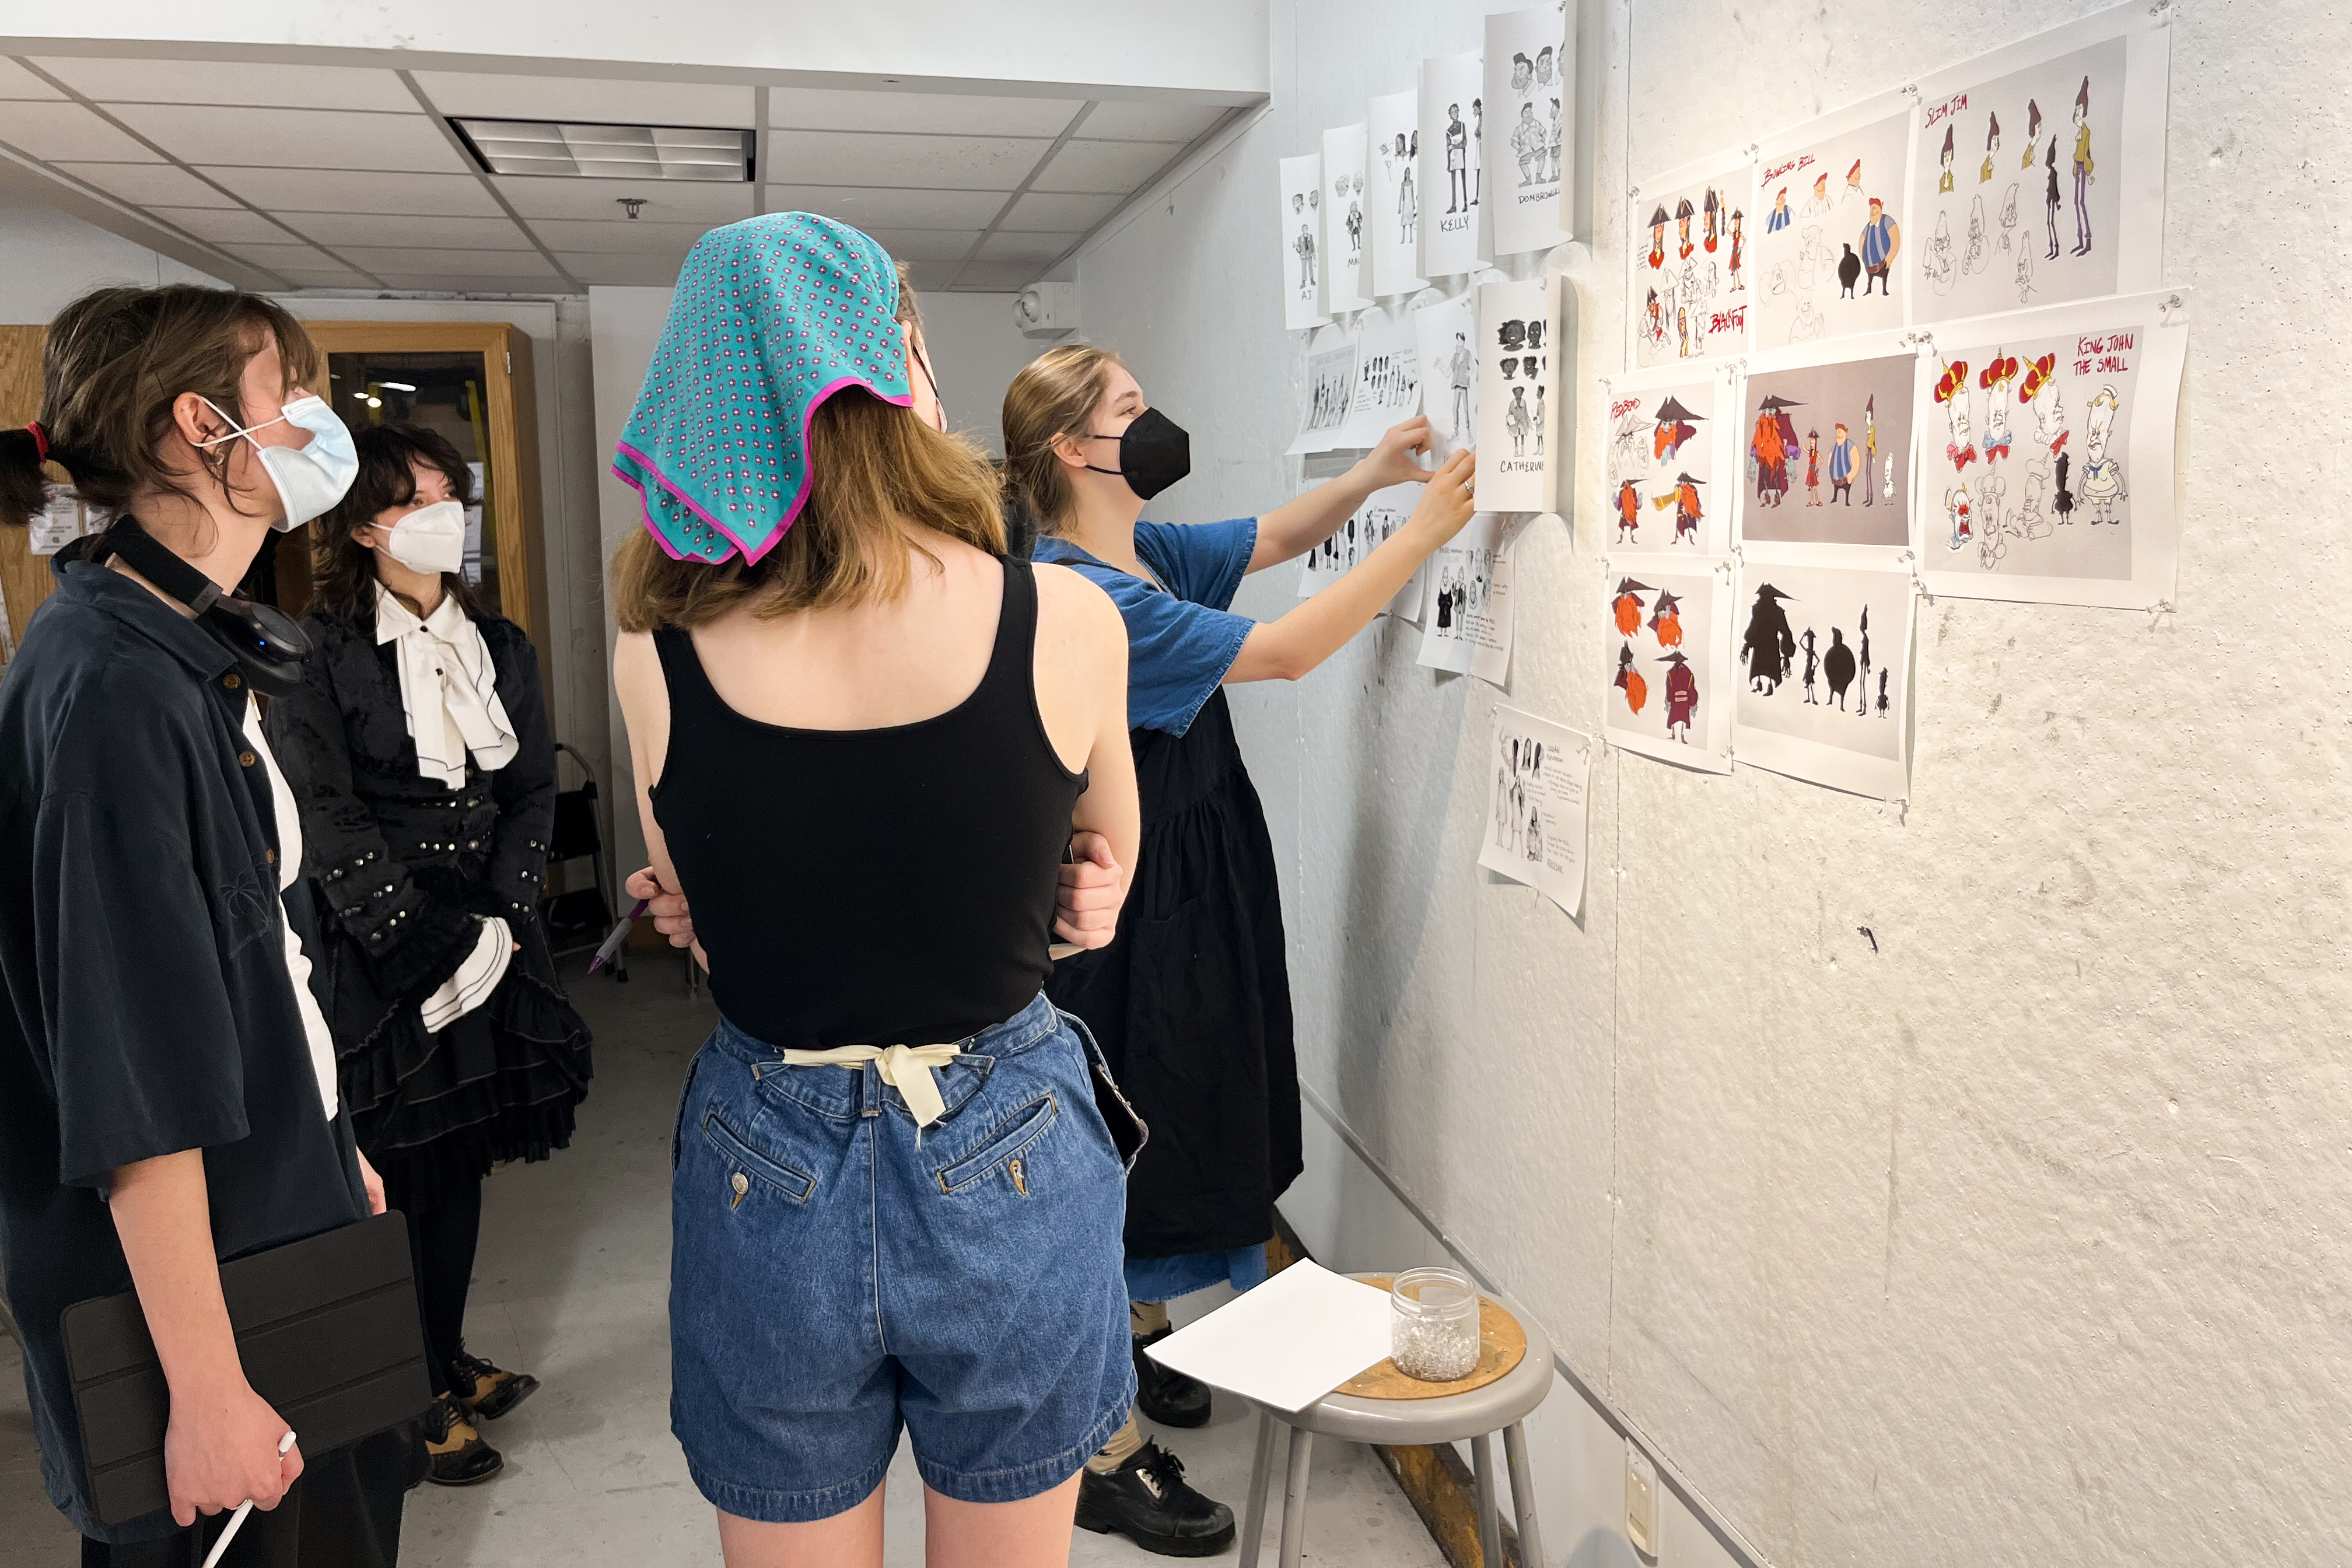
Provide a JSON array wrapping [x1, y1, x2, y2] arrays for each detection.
[[266, 608, 593, 1214]]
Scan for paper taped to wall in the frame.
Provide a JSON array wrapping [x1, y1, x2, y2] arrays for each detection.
[[1473, 274, 1559, 513], [1279, 152, 1332, 332], [1367, 88, 1426, 298], [1478, 706, 1591, 917], [1415, 287, 1480, 460], [1419, 513, 1514, 684], [1322, 123, 1374, 314], [1732, 557, 1916, 799], [1335, 305, 1422, 450], [1735, 332, 1921, 564], [1485, 5, 1573, 257], [1288, 321, 1360, 456], [1605, 559, 1733, 772], [1630, 150, 1752, 368], [1750, 92, 1914, 349], [1605, 363, 1734, 555], [1297, 481, 1428, 622], [1418, 51, 1486, 278]]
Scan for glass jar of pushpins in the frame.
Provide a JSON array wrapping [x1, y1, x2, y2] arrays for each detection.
[[1390, 1268, 1480, 1381]]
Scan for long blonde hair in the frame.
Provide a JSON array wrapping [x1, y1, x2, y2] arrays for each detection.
[[1001, 343, 1124, 539], [610, 267, 1003, 632]]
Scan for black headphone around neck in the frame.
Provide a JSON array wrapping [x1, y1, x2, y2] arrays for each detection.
[[90, 516, 313, 695]]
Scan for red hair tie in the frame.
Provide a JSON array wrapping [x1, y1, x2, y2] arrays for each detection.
[[24, 421, 48, 463]]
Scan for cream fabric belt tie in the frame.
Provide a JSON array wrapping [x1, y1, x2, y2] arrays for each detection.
[[779, 1042, 964, 1132]]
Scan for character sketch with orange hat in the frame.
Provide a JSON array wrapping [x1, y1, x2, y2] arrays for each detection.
[[1650, 473, 1705, 544], [1614, 641, 1648, 715], [1616, 478, 1643, 542]]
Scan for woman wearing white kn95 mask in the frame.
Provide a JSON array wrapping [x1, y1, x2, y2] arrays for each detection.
[[265, 422, 593, 1489]]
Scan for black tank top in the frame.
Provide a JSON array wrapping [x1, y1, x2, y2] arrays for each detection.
[[650, 558, 1084, 1048]]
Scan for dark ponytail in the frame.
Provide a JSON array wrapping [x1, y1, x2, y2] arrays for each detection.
[[0, 425, 47, 531]]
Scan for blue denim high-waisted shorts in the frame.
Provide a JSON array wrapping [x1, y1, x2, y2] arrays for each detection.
[[668, 992, 1136, 1522]]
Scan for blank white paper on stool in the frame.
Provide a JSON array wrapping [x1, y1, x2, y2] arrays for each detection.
[[1142, 1261, 1393, 1413]]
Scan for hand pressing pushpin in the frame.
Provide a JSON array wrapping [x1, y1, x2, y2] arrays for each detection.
[[200, 1429, 297, 1568]]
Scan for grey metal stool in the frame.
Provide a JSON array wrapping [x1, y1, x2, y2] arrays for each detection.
[[1237, 1280, 1550, 1568]]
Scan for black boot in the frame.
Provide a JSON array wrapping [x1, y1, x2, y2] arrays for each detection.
[[1133, 1327, 1212, 1428], [1076, 1441, 1237, 1558], [422, 1394, 503, 1486]]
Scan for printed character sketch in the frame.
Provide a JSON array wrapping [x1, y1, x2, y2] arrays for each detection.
[[1980, 353, 2017, 461], [2017, 459, 2052, 539], [1854, 603, 1872, 719], [1998, 182, 2018, 254], [1845, 158, 1866, 206], [1838, 242, 1861, 297], [1861, 395, 1879, 506], [1876, 668, 1890, 716], [1796, 225, 1824, 292], [2053, 449, 2076, 523], [1823, 625, 1856, 710], [1445, 102, 1470, 214], [1751, 393, 1801, 508], [1653, 471, 1705, 544], [1648, 204, 1670, 268], [1860, 197, 1901, 296], [2024, 99, 2043, 169], [1964, 193, 1989, 276], [2015, 236, 2037, 303], [1980, 112, 2000, 184], [1391, 132, 1420, 244], [1804, 428, 1822, 507], [1800, 627, 1820, 703], [1343, 174, 1364, 258], [1768, 186, 1793, 235], [1653, 394, 1702, 461], [1677, 197, 1697, 260], [1944, 483, 1973, 551], [1927, 210, 1957, 294], [2070, 76, 2094, 256], [1975, 469, 2009, 568], [1788, 299, 1826, 343], [1703, 187, 1721, 251], [1546, 97, 1563, 183], [1741, 583, 1797, 693], [1472, 98, 1482, 204], [1612, 576, 1651, 636], [1449, 332, 1475, 435], [1828, 421, 1858, 505], [1617, 478, 1642, 541], [1803, 170, 1832, 220], [1647, 587, 1684, 647], [1881, 453, 1895, 502], [2079, 384, 2126, 523], [1291, 192, 1318, 297], [1535, 383, 1547, 457], [1937, 123, 1956, 194], [1934, 358, 1977, 472], [1615, 641, 1648, 715], [1506, 382, 1532, 452], [1661, 651, 1699, 743], [1730, 209, 1746, 292], [2043, 135, 2062, 260], [1513, 100, 1546, 188]]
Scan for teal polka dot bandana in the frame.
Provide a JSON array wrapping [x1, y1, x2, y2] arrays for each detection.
[[612, 212, 911, 564]]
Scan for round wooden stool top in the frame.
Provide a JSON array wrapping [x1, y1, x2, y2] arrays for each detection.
[[1334, 1275, 1528, 1401]]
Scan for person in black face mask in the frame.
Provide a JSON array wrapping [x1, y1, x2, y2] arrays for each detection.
[[1004, 344, 1476, 1556]]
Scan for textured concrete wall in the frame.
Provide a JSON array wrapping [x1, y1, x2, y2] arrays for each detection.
[[1073, 1, 2352, 1564]]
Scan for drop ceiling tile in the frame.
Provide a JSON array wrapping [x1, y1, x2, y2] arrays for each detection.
[[0, 100, 160, 162], [108, 104, 464, 173], [494, 176, 751, 223], [52, 160, 236, 206], [1080, 101, 1228, 143], [201, 167, 503, 216], [220, 241, 349, 272], [903, 260, 961, 292], [412, 73, 753, 128], [553, 253, 688, 287], [767, 89, 1082, 139], [271, 267, 377, 289], [761, 185, 1004, 229], [1003, 190, 1122, 229], [762, 130, 1047, 192], [1028, 138, 1184, 194], [976, 231, 1076, 265], [372, 272, 577, 293], [954, 261, 1047, 291], [332, 246, 556, 276], [860, 229, 982, 264], [146, 206, 299, 244], [525, 218, 711, 254], [34, 58, 416, 111], [0, 59, 65, 99], [284, 212, 536, 250]]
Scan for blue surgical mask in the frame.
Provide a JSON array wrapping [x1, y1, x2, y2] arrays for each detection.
[[197, 393, 359, 530]]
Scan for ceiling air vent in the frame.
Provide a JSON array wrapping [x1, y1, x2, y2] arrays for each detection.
[[450, 118, 752, 181]]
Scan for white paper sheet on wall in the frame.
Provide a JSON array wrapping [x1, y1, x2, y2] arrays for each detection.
[[1602, 558, 1734, 774], [1749, 92, 1915, 349], [1296, 480, 1428, 622], [1334, 305, 1422, 450], [1602, 363, 1735, 556], [1366, 88, 1427, 298], [1629, 150, 1753, 369], [1322, 124, 1374, 314], [1472, 274, 1559, 513], [1287, 322, 1361, 457], [1909, 289, 2187, 609], [1733, 331, 1923, 566], [1414, 288, 1480, 460], [1417, 52, 1487, 278], [1477, 706, 1591, 918], [1485, 5, 1574, 257], [1731, 557, 1916, 800], [1279, 152, 1332, 332], [1418, 513, 1514, 684]]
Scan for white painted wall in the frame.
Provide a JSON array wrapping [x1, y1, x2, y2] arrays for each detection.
[[588, 283, 1047, 881], [9, 1, 1270, 98], [0, 192, 221, 317], [1072, 2, 2352, 1566]]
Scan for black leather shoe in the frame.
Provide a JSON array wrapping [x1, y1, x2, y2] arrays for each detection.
[[1133, 1327, 1212, 1428], [450, 1346, 541, 1422], [1075, 1441, 1236, 1558], [423, 1395, 504, 1486]]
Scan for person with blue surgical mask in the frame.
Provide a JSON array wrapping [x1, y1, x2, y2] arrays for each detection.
[[0, 284, 425, 1564], [265, 423, 593, 1488]]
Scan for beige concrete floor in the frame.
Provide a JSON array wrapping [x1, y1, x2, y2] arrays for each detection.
[[1, 955, 1442, 1566]]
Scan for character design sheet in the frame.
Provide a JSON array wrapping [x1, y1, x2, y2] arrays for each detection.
[[1297, 480, 1429, 621], [1287, 322, 1360, 456], [1629, 151, 1752, 368], [1279, 152, 1331, 332], [1322, 123, 1374, 314], [1734, 333, 1920, 559], [1604, 363, 1733, 555], [1604, 561, 1732, 773], [1484, 5, 1573, 257], [1906, 2, 2169, 324], [1750, 93, 1913, 347], [1418, 52, 1488, 278], [1367, 88, 1427, 297], [1473, 273, 1560, 513], [1478, 706, 1592, 918], [1414, 287, 1483, 459], [1418, 512, 1516, 685], [1335, 304, 1424, 450], [1731, 559, 1915, 799], [1911, 289, 2186, 608]]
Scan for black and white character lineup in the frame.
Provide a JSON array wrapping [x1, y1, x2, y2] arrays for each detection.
[[1607, 366, 1731, 555], [1368, 88, 1425, 297], [1474, 274, 1562, 513], [1418, 51, 1486, 277], [1278, 153, 1331, 332], [1418, 514, 1514, 683], [1483, 4, 1572, 257], [1731, 559, 1915, 799], [1297, 481, 1426, 621], [1289, 329, 1360, 455], [1751, 100, 1911, 347], [1602, 563, 1732, 771], [1413, 289, 1478, 459], [1912, 292, 2188, 608], [1476, 706, 1591, 918], [1630, 159, 1748, 369], [1322, 123, 1373, 313]]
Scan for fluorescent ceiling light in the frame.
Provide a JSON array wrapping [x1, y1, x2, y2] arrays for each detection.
[[377, 380, 417, 391], [451, 117, 752, 181]]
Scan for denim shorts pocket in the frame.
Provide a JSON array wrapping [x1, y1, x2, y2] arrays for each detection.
[[932, 1093, 1058, 1195], [702, 1107, 817, 1203], [672, 1046, 709, 1171]]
